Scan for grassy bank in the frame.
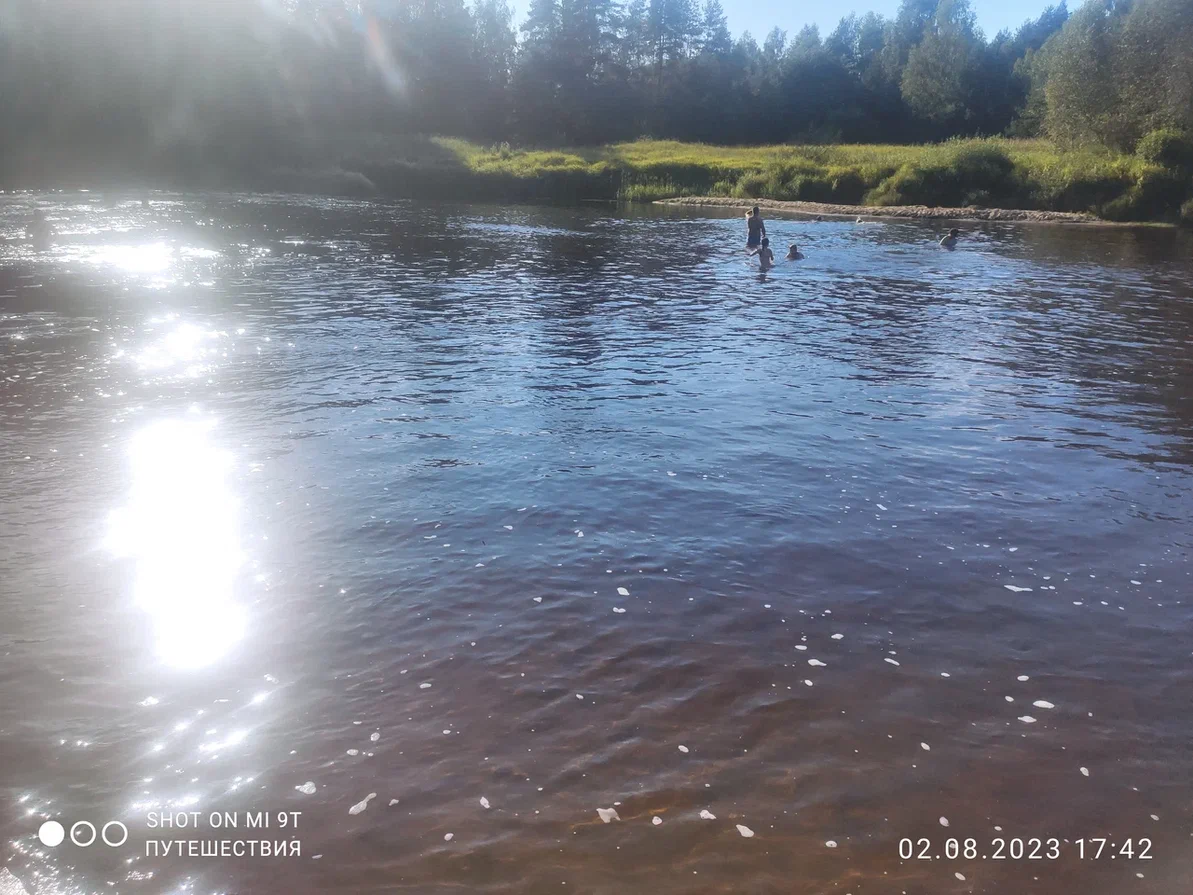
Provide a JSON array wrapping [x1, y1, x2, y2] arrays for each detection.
[[342, 136, 1192, 224], [10, 134, 1188, 224]]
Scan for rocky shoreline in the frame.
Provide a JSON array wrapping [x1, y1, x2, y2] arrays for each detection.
[[655, 196, 1107, 224]]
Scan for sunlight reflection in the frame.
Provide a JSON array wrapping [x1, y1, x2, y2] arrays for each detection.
[[106, 417, 245, 669], [135, 320, 223, 376], [91, 242, 174, 273]]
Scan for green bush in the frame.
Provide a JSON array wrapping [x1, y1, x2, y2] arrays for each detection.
[[1135, 129, 1193, 172], [826, 167, 868, 204], [1043, 172, 1133, 212], [791, 174, 835, 203], [1181, 198, 1193, 227], [1102, 168, 1190, 221], [619, 177, 693, 202], [865, 144, 1018, 207], [732, 170, 770, 199]]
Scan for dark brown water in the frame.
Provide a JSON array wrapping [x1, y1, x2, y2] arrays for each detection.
[[2, 195, 1192, 895]]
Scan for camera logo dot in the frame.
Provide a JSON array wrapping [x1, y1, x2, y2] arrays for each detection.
[[37, 821, 64, 848], [37, 820, 128, 848]]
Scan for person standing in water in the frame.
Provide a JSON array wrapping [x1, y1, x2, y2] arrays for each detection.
[[745, 205, 766, 250], [27, 210, 54, 248], [940, 228, 960, 249], [749, 237, 775, 271]]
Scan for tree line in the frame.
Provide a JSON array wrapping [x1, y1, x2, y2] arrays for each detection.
[[0, 0, 1190, 182]]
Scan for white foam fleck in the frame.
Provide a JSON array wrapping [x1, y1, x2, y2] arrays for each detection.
[[1080, 767, 1089, 777], [388, 799, 399, 806], [804, 679, 813, 686], [444, 833, 454, 841], [576, 530, 584, 537], [576, 693, 584, 700], [940, 672, 951, 677], [617, 587, 630, 596], [1018, 715, 1037, 724], [533, 596, 543, 603], [1033, 700, 1055, 709], [296, 782, 316, 795], [884, 658, 901, 666], [1130, 580, 1141, 585], [480, 797, 491, 809], [795, 645, 808, 651], [876, 504, 888, 511], [1150, 814, 1159, 821], [699, 809, 716, 820], [597, 807, 620, 823], [370, 732, 380, 742], [1004, 585, 1033, 593], [667, 471, 676, 477], [955, 872, 966, 881], [1005, 696, 1014, 702], [652, 816, 662, 825], [736, 824, 755, 838], [808, 659, 827, 667], [346, 749, 360, 756], [348, 793, 376, 815], [502, 525, 513, 530], [1017, 675, 1029, 682], [831, 633, 844, 640], [613, 607, 626, 614], [825, 840, 838, 848], [939, 816, 949, 827], [920, 743, 930, 751], [420, 682, 432, 689], [139, 696, 160, 707], [678, 745, 689, 753]]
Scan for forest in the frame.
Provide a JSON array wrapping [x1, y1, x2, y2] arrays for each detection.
[[1, 0, 1190, 220]]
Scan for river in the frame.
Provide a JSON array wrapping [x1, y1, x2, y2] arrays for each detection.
[[1, 195, 1191, 894]]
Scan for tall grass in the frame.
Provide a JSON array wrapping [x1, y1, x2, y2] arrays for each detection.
[[340, 136, 1189, 221]]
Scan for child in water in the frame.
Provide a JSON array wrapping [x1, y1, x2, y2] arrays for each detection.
[[940, 228, 960, 249], [785, 242, 802, 260], [750, 237, 775, 271]]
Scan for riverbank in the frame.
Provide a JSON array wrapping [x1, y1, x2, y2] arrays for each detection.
[[656, 196, 1104, 224], [6, 136, 1190, 224], [428, 137, 1191, 224]]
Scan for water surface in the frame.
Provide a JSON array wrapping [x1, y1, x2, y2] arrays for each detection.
[[2, 195, 1192, 894]]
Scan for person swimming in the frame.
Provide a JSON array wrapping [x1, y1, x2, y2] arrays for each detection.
[[940, 228, 960, 249], [746, 205, 766, 249], [785, 242, 802, 260], [750, 237, 775, 271]]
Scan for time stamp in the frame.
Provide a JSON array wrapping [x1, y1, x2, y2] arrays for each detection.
[[899, 837, 1153, 861]]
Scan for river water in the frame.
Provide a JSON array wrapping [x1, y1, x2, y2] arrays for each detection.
[[1, 195, 1192, 895]]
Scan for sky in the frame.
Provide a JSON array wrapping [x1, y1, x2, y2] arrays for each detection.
[[503, 0, 1052, 42], [716, 0, 1049, 40]]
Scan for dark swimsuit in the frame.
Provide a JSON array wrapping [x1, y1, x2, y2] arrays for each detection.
[[746, 215, 763, 248]]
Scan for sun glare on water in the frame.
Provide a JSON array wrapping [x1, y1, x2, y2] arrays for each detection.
[[106, 417, 246, 669]]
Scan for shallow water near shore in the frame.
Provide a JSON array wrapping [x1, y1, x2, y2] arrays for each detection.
[[2, 194, 1192, 895]]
